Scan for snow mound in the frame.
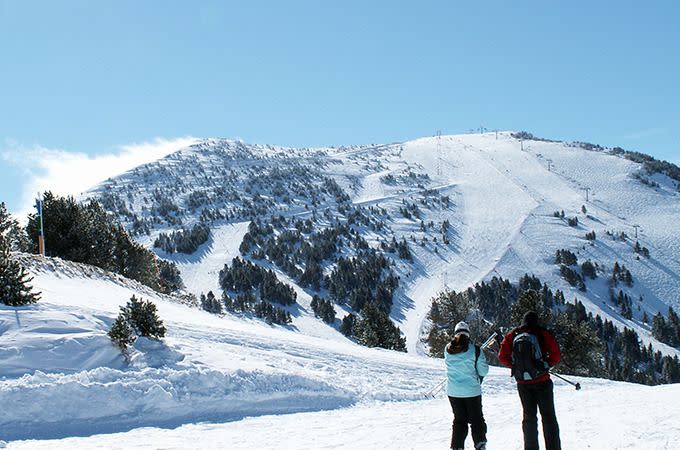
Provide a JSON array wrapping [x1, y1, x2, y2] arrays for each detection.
[[0, 366, 353, 441], [0, 304, 124, 378]]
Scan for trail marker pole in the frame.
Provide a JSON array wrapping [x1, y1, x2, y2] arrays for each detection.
[[34, 195, 45, 256]]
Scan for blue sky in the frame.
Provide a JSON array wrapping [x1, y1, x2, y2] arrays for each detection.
[[1, 0, 678, 214]]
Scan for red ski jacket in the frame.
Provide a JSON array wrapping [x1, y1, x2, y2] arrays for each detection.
[[498, 326, 561, 384]]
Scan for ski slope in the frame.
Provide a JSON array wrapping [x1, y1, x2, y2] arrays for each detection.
[[167, 222, 251, 297], [1, 255, 679, 449], [324, 132, 680, 355]]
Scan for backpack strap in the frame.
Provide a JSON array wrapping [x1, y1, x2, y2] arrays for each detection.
[[474, 344, 483, 383]]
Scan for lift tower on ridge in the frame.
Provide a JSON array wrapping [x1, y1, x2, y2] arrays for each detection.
[[436, 130, 442, 177]]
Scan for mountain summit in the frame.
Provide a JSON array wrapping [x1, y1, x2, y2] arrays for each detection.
[[83, 132, 680, 356]]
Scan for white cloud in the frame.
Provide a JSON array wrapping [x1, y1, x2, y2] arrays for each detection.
[[1, 137, 199, 217]]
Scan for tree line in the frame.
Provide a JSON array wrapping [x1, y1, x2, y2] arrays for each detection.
[[154, 223, 210, 254], [2, 193, 184, 296], [652, 307, 680, 347], [425, 274, 680, 385]]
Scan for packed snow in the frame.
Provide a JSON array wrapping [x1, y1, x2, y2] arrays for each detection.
[[3, 255, 679, 448]]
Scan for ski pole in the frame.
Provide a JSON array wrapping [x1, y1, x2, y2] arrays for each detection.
[[424, 378, 447, 398], [425, 331, 498, 398], [550, 371, 581, 390], [480, 331, 498, 350]]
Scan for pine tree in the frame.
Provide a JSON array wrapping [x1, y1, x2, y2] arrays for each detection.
[[206, 290, 221, 314], [642, 311, 649, 324], [0, 202, 28, 251], [340, 313, 357, 336], [661, 356, 679, 384], [108, 315, 136, 351], [120, 295, 166, 339], [510, 289, 551, 327], [0, 202, 12, 238], [353, 302, 406, 351], [0, 226, 40, 306], [158, 259, 184, 294], [581, 260, 597, 279], [552, 311, 604, 376]]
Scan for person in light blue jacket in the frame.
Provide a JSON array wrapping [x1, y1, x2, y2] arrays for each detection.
[[444, 321, 489, 450]]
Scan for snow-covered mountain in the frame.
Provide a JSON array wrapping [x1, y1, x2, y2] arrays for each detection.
[[84, 132, 680, 356], [2, 131, 680, 449]]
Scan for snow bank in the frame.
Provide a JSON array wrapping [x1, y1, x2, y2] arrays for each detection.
[[0, 304, 124, 377], [7, 376, 680, 449], [0, 365, 354, 441]]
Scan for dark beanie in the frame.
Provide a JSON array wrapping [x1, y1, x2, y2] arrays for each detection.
[[522, 311, 539, 327]]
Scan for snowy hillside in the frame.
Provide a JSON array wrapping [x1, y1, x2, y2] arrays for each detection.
[[83, 132, 680, 356], [2, 255, 679, 449], [3, 131, 680, 448]]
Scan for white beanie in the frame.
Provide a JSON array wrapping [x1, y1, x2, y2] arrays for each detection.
[[454, 321, 470, 337]]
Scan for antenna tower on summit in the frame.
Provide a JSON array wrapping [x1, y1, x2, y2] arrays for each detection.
[[436, 130, 442, 176]]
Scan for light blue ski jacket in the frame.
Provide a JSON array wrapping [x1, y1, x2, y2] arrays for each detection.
[[444, 344, 489, 398]]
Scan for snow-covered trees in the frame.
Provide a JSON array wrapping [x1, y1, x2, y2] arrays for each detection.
[[426, 287, 497, 358], [633, 240, 650, 258], [153, 223, 210, 254], [0, 202, 29, 251], [559, 265, 586, 291], [217, 257, 294, 325], [581, 260, 597, 279], [554, 249, 577, 266], [219, 257, 297, 306], [253, 300, 292, 325], [554, 249, 586, 290], [326, 251, 398, 313]]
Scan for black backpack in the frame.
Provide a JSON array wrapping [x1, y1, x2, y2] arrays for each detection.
[[511, 331, 549, 381]]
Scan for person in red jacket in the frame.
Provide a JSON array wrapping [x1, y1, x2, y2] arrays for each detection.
[[498, 311, 561, 450]]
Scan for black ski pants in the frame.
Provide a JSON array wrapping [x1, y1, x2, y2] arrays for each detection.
[[448, 395, 487, 449], [517, 380, 561, 450]]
